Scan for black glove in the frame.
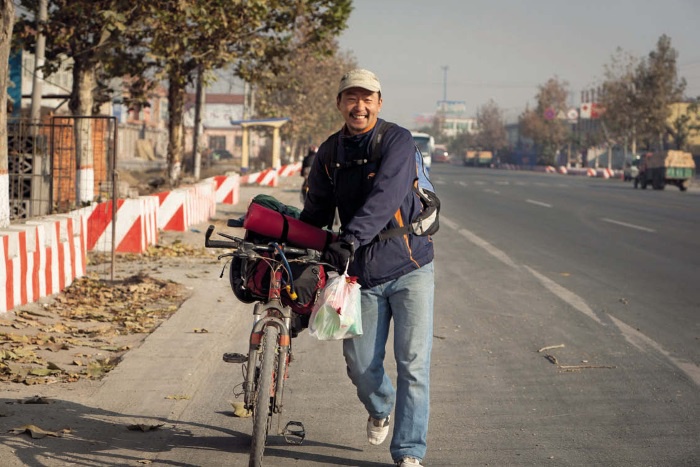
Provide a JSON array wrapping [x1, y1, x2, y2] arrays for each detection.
[[322, 240, 355, 271]]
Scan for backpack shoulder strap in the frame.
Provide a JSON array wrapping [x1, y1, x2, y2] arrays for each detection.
[[370, 120, 395, 163], [326, 121, 395, 182]]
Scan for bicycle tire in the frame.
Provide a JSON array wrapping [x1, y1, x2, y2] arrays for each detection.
[[249, 325, 279, 467]]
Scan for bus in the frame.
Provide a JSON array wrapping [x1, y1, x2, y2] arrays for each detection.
[[411, 131, 434, 172]]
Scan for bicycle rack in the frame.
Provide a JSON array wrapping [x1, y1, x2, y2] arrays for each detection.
[[282, 421, 305, 445]]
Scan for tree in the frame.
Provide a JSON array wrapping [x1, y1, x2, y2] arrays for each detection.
[[14, 0, 352, 186], [633, 34, 686, 150], [138, 0, 352, 182], [254, 34, 356, 161], [519, 77, 570, 165], [447, 130, 474, 160], [14, 0, 151, 203], [667, 100, 700, 150], [474, 99, 507, 154], [0, 0, 15, 227], [600, 48, 640, 155]]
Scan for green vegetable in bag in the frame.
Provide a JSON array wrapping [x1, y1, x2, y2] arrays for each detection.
[[309, 272, 362, 340]]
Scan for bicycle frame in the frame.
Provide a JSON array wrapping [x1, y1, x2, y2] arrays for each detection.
[[204, 225, 322, 454], [243, 266, 293, 414]]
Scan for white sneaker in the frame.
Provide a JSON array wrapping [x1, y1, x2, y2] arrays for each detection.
[[366, 414, 390, 445], [396, 457, 423, 467]]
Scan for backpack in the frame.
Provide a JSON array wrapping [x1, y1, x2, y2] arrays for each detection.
[[326, 120, 440, 240]]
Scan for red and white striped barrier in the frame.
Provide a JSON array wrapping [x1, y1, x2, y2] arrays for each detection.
[[156, 179, 217, 232], [192, 178, 217, 224], [587, 168, 597, 177], [1, 213, 86, 313], [596, 168, 613, 179], [545, 166, 557, 174], [558, 166, 568, 174], [0, 176, 224, 313], [87, 197, 159, 253], [212, 174, 240, 205], [240, 168, 279, 187], [277, 162, 302, 177]]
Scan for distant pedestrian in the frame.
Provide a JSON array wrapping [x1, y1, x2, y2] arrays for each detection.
[[300, 145, 317, 202]]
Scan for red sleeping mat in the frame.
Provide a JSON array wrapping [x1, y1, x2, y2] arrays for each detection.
[[243, 202, 337, 251]]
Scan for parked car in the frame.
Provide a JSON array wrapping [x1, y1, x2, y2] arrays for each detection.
[[211, 148, 234, 160], [432, 145, 450, 163]]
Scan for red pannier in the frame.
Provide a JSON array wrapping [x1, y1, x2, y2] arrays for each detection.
[[229, 254, 326, 315], [228, 196, 333, 315]]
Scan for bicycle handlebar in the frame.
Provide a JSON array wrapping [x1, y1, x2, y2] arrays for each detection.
[[204, 225, 314, 257]]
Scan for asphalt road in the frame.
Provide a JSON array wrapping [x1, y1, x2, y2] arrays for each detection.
[[1, 169, 698, 466]]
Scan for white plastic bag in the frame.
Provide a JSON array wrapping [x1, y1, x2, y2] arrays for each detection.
[[308, 271, 362, 340]]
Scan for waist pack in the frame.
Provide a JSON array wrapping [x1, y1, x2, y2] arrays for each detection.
[[229, 251, 327, 315]]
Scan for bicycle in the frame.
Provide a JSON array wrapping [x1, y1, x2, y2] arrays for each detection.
[[204, 224, 328, 467]]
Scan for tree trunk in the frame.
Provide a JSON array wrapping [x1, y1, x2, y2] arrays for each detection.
[[0, 0, 15, 227], [167, 74, 186, 185], [69, 61, 97, 205]]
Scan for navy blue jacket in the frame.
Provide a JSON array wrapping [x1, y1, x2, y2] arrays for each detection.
[[300, 119, 434, 288]]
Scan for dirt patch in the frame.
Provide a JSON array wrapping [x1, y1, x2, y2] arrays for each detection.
[[0, 241, 215, 387]]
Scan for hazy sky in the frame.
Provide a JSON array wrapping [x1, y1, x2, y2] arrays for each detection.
[[337, 0, 700, 128]]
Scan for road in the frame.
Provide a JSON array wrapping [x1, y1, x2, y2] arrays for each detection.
[[1, 169, 698, 466], [433, 164, 700, 374]]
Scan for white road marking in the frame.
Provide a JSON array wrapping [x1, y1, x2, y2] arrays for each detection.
[[601, 218, 655, 233], [526, 199, 552, 208], [441, 214, 694, 385], [457, 181, 468, 187], [609, 315, 700, 387], [525, 266, 604, 325], [484, 189, 500, 194], [457, 228, 519, 269], [440, 215, 459, 231]]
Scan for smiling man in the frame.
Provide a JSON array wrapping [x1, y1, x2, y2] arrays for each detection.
[[300, 69, 436, 467]]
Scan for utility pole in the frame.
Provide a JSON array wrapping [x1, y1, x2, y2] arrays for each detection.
[[441, 65, 448, 102], [192, 65, 205, 180], [29, 0, 48, 129]]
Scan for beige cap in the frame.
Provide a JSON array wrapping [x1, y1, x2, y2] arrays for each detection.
[[337, 69, 382, 95]]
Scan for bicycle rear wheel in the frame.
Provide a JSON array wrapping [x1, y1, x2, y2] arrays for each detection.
[[249, 325, 279, 467]]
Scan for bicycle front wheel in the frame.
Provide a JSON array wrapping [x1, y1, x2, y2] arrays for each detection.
[[249, 325, 279, 467]]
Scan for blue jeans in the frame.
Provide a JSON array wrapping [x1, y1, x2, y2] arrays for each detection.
[[343, 262, 434, 462]]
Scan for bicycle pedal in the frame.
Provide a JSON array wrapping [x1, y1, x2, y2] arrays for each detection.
[[222, 352, 247, 363], [282, 421, 305, 445]]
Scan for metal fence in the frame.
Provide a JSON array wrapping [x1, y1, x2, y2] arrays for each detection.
[[7, 116, 117, 221]]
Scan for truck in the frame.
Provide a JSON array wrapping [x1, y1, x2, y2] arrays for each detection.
[[477, 150, 493, 167], [633, 150, 696, 191], [463, 149, 493, 167]]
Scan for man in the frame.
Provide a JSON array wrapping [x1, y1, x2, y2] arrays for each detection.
[[300, 69, 435, 467]]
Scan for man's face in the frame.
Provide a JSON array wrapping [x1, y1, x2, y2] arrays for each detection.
[[337, 88, 383, 135]]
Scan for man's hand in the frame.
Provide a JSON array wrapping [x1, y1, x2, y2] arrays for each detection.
[[322, 240, 355, 271]]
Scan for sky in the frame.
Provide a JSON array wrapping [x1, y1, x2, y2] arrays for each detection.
[[336, 0, 700, 129]]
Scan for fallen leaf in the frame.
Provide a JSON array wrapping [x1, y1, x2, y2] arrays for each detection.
[[165, 394, 190, 400], [8, 424, 69, 439], [231, 401, 252, 418]]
